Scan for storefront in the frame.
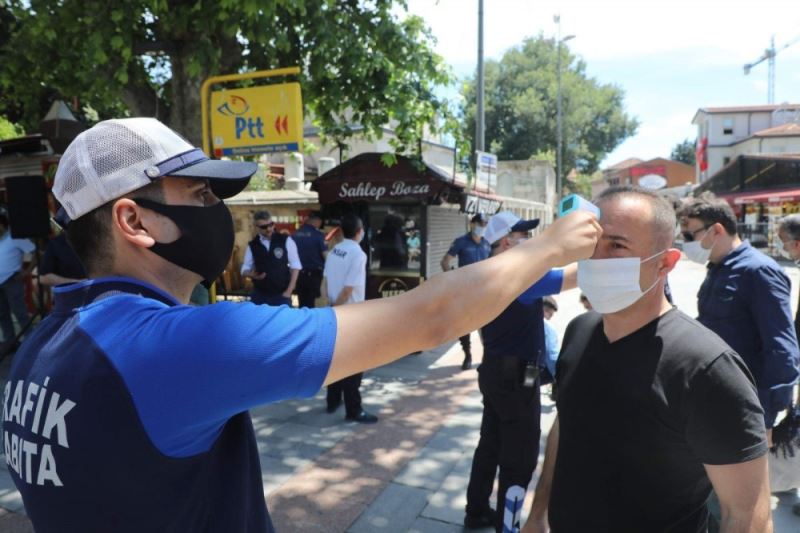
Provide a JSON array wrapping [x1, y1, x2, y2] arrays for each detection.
[[719, 187, 800, 253], [312, 153, 501, 300]]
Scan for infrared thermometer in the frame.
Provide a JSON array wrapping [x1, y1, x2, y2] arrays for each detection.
[[559, 194, 600, 219]]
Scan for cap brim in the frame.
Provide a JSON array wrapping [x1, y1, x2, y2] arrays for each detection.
[[510, 219, 540, 232], [169, 159, 258, 199]]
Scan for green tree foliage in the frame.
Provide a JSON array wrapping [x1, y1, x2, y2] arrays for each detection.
[[0, 0, 458, 153], [0, 116, 24, 141], [670, 138, 696, 166], [461, 35, 638, 174]]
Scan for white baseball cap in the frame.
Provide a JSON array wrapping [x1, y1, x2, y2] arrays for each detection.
[[484, 211, 541, 245], [53, 117, 257, 220]]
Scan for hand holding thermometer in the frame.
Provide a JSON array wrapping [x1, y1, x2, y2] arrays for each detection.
[[559, 194, 601, 219]]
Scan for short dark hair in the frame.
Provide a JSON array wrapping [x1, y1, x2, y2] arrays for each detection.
[[679, 193, 737, 236], [341, 213, 363, 239], [594, 185, 676, 251], [308, 211, 322, 222], [66, 181, 164, 276], [254, 210, 271, 222], [779, 214, 800, 241]]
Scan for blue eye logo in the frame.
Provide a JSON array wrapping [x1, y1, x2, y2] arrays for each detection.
[[217, 95, 250, 116]]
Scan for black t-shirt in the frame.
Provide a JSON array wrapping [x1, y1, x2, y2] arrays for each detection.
[[40, 233, 86, 280], [551, 309, 768, 533]]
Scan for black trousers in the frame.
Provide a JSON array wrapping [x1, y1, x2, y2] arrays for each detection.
[[466, 357, 541, 531], [460, 332, 472, 354], [326, 373, 363, 417], [296, 269, 323, 308]]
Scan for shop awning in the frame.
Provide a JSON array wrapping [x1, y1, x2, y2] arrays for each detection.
[[723, 187, 800, 205], [312, 152, 462, 205]]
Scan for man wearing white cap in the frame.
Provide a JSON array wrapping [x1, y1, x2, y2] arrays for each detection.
[[0, 118, 600, 533], [464, 211, 577, 532]]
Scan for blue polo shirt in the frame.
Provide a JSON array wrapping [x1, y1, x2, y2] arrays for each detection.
[[697, 241, 800, 427], [2, 277, 336, 532], [447, 233, 490, 267], [481, 269, 564, 363], [293, 223, 327, 271]]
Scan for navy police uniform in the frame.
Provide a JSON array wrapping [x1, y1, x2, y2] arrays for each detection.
[[465, 269, 563, 530], [292, 223, 327, 308], [447, 233, 491, 359]]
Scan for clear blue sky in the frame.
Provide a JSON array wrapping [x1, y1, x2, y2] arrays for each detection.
[[406, 0, 800, 167]]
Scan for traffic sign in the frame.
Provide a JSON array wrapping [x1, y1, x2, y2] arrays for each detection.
[[209, 82, 303, 156]]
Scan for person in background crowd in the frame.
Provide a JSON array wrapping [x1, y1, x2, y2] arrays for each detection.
[[241, 210, 302, 306], [680, 195, 799, 439], [293, 211, 327, 308], [774, 213, 800, 518], [39, 213, 86, 289], [523, 186, 772, 533], [375, 213, 408, 269], [0, 210, 35, 353], [579, 292, 592, 311], [464, 211, 578, 531], [541, 296, 559, 385], [441, 213, 491, 370], [323, 213, 377, 424], [2, 118, 602, 533]]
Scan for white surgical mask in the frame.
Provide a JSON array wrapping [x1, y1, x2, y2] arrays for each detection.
[[682, 229, 715, 264], [473, 226, 486, 238], [774, 238, 792, 259], [577, 251, 665, 314]]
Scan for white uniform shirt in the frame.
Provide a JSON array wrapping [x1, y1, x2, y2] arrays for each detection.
[[240, 235, 302, 275], [324, 238, 366, 304], [0, 232, 34, 284]]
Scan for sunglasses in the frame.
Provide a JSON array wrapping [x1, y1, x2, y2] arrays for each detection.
[[257, 222, 275, 230], [681, 226, 710, 242]]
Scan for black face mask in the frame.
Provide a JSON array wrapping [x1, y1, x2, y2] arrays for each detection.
[[133, 198, 234, 283]]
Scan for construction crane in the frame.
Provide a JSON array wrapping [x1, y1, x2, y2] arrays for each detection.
[[744, 33, 800, 104]]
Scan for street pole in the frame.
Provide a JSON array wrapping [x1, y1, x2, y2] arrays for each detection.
[[476, 0, 485, 155], [554, 15, 574, 200], [556, 28, 563, 200]]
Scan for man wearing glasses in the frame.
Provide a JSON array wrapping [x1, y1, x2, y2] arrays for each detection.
[[241, 210, 302, 306]]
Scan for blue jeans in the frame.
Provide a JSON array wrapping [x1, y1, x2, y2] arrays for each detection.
[[0, 275, 29, 342]]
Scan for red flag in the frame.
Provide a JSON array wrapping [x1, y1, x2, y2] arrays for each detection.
[[696, 137, 708, 172]]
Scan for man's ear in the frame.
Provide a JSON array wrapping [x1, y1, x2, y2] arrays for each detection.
[[661, 248, 682, 275], [111, 198, 156, 249]]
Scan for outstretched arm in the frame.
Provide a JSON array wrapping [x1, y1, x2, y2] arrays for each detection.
[[326, 212, 601, 384]]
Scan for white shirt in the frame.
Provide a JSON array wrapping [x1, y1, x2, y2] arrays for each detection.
[[0, 232, 34, 284], [240, 235, 302, 274], [324, 239, 366, 304]]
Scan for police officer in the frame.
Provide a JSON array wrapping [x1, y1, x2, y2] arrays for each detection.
[[441, 213, 491, 370], [241, 210, 302, 306], [292, 211, 327, 308], [464, 212, 576, 531]]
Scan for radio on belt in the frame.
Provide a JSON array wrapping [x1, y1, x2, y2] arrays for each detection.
[[559, 194, 601, 218]]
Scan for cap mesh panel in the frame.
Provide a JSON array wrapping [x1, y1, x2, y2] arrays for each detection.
[[87, 123, 154, 178]]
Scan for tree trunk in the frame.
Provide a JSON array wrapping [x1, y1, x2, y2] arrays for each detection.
[[167, 43, 204, 147]]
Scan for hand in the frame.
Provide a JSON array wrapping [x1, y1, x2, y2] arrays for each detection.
[[282, 289, 293, 298], [521, 516, 549, 533], [252, 272, 266, 280], [536, 210, 602, 266]]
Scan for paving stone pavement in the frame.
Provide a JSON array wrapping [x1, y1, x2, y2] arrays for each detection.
[[0, 260, 798, 531]]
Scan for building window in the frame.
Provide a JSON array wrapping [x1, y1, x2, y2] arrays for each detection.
[[723, 156, 731, 166], [722, 118, 734, 135]]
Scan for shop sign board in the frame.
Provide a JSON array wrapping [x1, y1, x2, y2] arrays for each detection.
[[462, 193, 502, 215], [475, 151, 497, 191], [210, 82, 302, 156]]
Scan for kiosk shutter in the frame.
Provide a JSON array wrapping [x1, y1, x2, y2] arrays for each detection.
[[426, 205, 467, 277]]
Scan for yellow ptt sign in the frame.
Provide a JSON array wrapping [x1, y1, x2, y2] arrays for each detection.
[[209, 82, 303, 157]]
